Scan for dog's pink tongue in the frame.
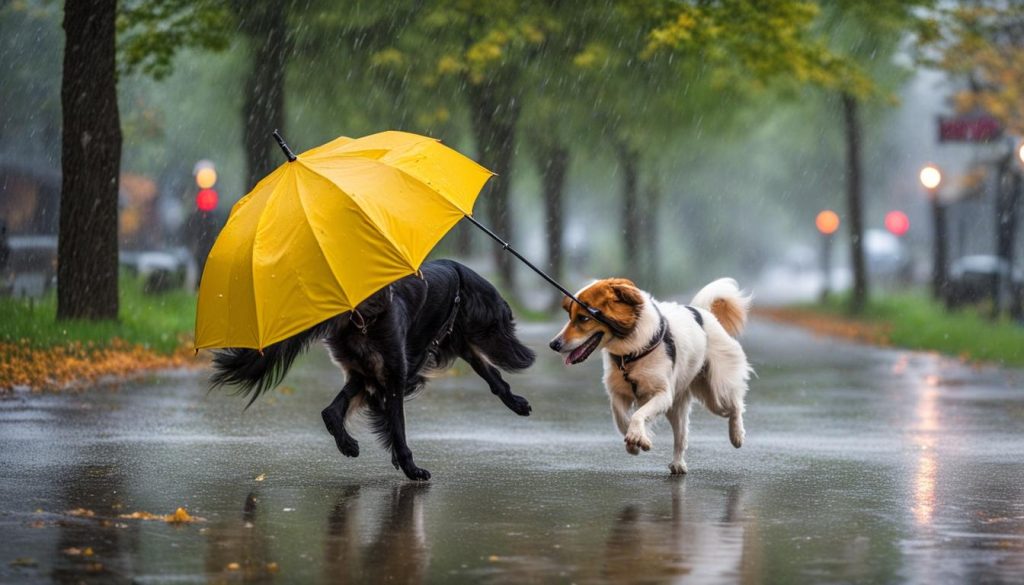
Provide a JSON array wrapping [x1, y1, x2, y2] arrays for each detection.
[[565, 344, 585, 365]]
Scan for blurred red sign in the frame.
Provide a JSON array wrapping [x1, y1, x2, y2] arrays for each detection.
[[938, 115, 1002, 143]]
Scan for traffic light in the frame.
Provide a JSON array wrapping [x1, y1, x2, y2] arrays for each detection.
[[193, 160, 218, 213], [190, 160, 220, 284]]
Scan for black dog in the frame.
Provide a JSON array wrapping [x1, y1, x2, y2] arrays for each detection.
[[210, 259, 536, 480]]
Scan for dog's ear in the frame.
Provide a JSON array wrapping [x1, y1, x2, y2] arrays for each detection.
[[610, 279, 643, 306], [561, 295, 573, 314]]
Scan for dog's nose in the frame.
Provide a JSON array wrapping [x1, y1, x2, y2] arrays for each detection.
[[549, 339, 563, 352]]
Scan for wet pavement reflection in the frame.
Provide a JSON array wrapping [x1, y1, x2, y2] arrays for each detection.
[[1, 320, 1023, 583]]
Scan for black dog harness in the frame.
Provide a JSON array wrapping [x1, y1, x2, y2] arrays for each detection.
[[611, 305, 704, 397], [350, 274, 461, 349], [431, 291, 460, 347]]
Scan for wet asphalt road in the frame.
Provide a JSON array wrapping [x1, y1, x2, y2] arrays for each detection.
[[1, 319, 1023, 584]]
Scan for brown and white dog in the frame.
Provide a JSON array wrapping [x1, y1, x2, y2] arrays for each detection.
[[549, 278, 752, 474]]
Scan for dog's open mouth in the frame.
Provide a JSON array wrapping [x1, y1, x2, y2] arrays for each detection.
[[565, 332, 603, 365]]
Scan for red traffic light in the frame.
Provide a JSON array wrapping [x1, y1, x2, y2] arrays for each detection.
[[884, 210, 910, 237], [196, 188, 218, 212]]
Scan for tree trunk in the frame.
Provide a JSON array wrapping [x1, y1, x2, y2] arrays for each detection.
[[58, 0, 122, 321], [841, 93, 868, 313], [467, 79, 520, 290], [617, 142, 641, 279], [240, 1, 289, 190], [536, 141, 569, 306], [644, 179, 661, 292]]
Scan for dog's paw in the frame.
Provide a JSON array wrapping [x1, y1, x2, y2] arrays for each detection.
[[403, 466, 432, 482], [335, 434, 359, 458], [669, 462, 688, 475], [624, 429, 652, 452], [503, 393, 532, 417], [625, 443, 640, 456]]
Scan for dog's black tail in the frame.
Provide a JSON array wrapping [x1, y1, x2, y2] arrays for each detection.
[[210, 318, 337, 407], [454, 263, 536, 372]]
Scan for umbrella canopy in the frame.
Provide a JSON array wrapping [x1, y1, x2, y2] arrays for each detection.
[[195, 131, 493, 350]]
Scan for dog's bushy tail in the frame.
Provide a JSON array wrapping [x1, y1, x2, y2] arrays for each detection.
[[691, 278, 752, 337], [210, 319, 336, 407], [454, 263, 536, 372]]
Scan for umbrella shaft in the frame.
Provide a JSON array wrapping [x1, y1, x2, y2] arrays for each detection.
[[464, 215, 578, 301], [462, 215, 629, 337]]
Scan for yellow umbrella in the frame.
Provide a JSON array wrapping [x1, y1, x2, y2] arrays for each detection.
[[195, 130, 493, 350]]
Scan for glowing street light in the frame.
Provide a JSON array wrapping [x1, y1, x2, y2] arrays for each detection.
[[816, 210, 841, 235], [919, 164, 941, 192]]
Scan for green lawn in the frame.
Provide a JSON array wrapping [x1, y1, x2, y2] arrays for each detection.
[[812, 293, 1024, 366], [0, 277, 196, 354]]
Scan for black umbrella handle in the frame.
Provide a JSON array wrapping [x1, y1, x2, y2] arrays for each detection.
[[464, 215, 629, 337], [273, 130, 297, 162]]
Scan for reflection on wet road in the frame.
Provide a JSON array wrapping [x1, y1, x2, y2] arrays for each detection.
[[1, 320, 1022, 583]]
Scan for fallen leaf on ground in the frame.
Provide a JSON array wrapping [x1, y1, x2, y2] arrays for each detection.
[[168, 507, 195, 523], [1, 339, 202, 394], [9, 557, 37, 567], [118, 507, 200, 523], [255, 473, 266, 482]]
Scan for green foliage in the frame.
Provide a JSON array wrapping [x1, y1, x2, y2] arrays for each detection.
[[0, 275, 196, 353], [118, 0, 233, 80], [814, 292, 1024, 366], [645, 1, 858, 92], [817, 0, 937, 101]]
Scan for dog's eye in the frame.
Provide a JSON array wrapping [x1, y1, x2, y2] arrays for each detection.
[[576, 315, 590, 324]]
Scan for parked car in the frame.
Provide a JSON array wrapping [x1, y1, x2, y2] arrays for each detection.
[[947, 255, 1023, 310], [1, 234, 57, 298], [120, 248, 198, 294], [863, 229, 912, 282]]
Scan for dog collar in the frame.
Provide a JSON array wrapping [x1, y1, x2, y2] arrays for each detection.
[[611, 305, 669, 371]]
